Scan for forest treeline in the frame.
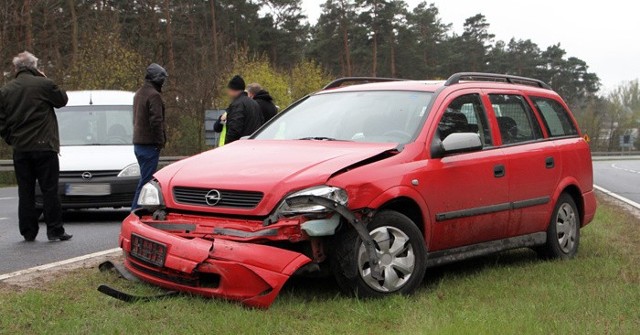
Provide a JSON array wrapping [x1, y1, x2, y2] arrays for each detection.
[[0, 0, 637, 155]]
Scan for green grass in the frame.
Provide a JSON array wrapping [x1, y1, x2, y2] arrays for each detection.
[[1, 199, 639, 335], [0, 171, 16, 186]]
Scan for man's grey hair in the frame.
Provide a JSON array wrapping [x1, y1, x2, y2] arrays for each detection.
[[12, 51, 38, 70], [247, 83, 262, 95]]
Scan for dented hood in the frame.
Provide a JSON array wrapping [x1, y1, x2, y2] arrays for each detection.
[[161, 140, 398, 215]]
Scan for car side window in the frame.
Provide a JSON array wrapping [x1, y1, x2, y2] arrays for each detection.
[[489, 94, 543, 145], [436, 94, 492, 147], [530, 97, 579, 137]]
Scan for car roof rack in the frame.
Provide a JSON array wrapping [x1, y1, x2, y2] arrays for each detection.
[[444, 72, 552, 90], [323, 77, 406, 90]]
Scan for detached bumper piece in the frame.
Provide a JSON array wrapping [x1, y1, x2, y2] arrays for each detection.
[[120, 214, 312, 309]]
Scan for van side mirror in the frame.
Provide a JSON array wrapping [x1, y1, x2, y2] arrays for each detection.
[[432, 133, 483, 158]]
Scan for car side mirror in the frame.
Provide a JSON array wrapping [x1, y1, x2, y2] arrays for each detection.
[[432, 133, 483, 158]]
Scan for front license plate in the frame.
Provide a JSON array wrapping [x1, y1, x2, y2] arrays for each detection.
[[65, 183, 111, 196], [130, 234, 167, 267]]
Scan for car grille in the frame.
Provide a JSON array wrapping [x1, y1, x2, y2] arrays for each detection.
[[59, 170, 120, 179], [173, 187, 263, 209]]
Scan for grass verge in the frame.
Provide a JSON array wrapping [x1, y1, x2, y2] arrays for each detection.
[[0, 171, 16, 187], [1, 198, 639, 335]]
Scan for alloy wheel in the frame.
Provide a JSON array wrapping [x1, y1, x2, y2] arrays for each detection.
[[357, 226, 415, 292], [556, 203, 578, 253]]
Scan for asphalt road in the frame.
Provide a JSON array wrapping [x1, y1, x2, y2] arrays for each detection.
[[593, 159, 640, 204], [0, 159, 638, 276], [0, 187, 127, 274]]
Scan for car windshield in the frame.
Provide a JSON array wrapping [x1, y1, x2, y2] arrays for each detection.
[[56, 105, 133, 146], [253, 91, 433, 144]]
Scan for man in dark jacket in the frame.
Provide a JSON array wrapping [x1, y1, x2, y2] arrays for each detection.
[[0, 51, 71, 241], [224, 75, 263, 144], [247, 83, 277, 123], [131, 63, 168, 210]]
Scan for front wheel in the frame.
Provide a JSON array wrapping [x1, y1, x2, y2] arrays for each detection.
[[539, 193, 580, 260], [332, 210, 428, 298]]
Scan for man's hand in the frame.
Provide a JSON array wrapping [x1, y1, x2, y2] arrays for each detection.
[[221, 112, 227, 122]]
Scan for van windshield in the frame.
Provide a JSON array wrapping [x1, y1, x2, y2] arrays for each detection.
[[56, 105, 133, 146], [253, 91, 433, 144]]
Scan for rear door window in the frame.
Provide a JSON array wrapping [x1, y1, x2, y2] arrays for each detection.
[[530, 97, 578, 137], [489, 94, 543, 145]]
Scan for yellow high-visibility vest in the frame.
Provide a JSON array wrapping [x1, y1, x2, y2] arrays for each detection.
[[218, 124, 227, 147]]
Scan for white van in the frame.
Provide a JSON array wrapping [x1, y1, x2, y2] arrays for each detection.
[[36, 91, 139, 209]]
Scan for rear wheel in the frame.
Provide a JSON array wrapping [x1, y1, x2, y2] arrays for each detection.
[[332, 210, 427, 298], [539, 193, 580, 260]]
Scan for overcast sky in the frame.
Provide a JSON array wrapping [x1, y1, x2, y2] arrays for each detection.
[[300, 0, 639, 92]]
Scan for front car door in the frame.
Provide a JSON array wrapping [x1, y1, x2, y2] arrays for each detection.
[[422, 90, 510, 251]]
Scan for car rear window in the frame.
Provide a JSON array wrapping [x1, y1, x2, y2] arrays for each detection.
[[530, 97, 579, 138]]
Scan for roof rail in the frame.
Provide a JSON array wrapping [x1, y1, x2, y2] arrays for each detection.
[[323, 77, 406, 90], [444, 72, 552, 90]]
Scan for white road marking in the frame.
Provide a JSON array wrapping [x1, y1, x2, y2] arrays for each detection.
[[0, 247, 121, 281], [593, 184, 640, 211], [0, 197, 16, 200], [611, 163, 640, 175], [0, 217, 7, 221]]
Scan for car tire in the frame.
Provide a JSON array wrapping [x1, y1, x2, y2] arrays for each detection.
[[332, 210, 428, 298], [538, 193, 580, 260]]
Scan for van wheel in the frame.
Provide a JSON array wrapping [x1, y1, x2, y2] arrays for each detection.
[[332, 210, 427, 298], [539, 193, 580, 260]]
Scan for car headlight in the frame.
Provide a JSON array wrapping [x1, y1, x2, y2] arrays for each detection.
[[137, 181, 164, 211], [118, 163, 140, 177], [278, 186, 348, 215]]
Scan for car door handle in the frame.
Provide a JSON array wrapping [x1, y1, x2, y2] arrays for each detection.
[[494, 164, 506, 178], [545, 157, 555, 169]]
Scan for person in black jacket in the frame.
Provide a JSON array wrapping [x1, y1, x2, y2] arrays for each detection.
[[131, 63, 168, 210], [247, 83, 278, 123], [0, 51, 71, 241], [224, 75, 263, 144]]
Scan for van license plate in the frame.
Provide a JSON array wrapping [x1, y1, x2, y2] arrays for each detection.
[[65, 183, 111, 196]]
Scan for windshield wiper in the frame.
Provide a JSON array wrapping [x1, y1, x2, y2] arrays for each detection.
[[297, 136, 342, 141]]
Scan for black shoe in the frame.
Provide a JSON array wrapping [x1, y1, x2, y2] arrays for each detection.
[[48, 233, 73, 241], [24, 235, 37, 242]]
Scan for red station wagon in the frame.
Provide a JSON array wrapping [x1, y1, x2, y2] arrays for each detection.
[[118, 73, 596, 308]]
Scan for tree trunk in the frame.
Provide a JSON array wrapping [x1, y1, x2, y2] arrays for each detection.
[[209, 0, 219, 67], [67, 0, 78, 66], [339, 0, 352, 76], [371, 0, 378, 77], [163, 0, 176, 74], [23, 0, 33, 50], [390, 40, 396, 78]]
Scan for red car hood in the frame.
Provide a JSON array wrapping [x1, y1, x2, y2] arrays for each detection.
[[161, 140, 398, 215]]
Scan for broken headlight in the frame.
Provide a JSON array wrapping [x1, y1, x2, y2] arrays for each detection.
[[278, 186, 348, 216]]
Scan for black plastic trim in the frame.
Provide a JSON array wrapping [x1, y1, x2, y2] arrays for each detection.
[[427, 232, 547, 267], [436, 196, 550, 222]]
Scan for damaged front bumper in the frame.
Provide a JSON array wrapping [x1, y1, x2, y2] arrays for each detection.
[[119, 195, 381, 308], [120, 213, 311, 308]]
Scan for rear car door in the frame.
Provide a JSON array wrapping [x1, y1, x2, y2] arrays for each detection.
[[487, 91, 561, 237], [423, 91, 510, 251]]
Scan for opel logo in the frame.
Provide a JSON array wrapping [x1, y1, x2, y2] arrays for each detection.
[[205, 190, 222, 206], [81, 172, 92, 180]]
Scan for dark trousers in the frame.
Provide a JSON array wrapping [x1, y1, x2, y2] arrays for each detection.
[[131, 145, 160, 210], [13, 151, 64, 239]]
